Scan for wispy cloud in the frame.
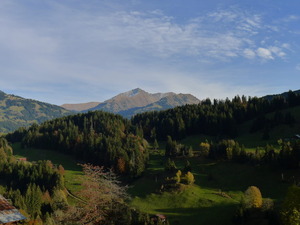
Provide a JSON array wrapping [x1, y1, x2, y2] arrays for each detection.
[[243, 49, 256, 59], [256, 48, 274, 60], [102, 8, 288, 62], [0, 1, 297, 104], [282, 15, 300, 23], [0, 3, 290, 66]]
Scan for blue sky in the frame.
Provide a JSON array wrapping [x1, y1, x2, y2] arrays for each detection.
[[1, 0, 300, 105]]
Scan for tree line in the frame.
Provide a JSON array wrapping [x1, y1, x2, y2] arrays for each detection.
[[132, 91, 300, 141], [197, 138, 300, 170]]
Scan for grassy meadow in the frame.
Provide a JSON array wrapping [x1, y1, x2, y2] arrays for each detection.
[[11, 131, 296, 224], [128, 148, 292, 225], [12, 143, 83, 194]]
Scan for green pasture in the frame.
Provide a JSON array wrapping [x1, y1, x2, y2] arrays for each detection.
[[129, 149, 292, 225], [12, 143, 83, 194]]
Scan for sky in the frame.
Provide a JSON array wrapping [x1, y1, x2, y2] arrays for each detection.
[[1, 0, 300, 105]]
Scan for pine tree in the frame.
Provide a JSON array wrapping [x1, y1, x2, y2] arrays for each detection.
[[153, 139, 159, 150], [25, 184, 42, 218]]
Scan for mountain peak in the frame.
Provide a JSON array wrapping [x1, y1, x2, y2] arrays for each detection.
[[120, 88, 145, 97], [62, 89, 200, 117]]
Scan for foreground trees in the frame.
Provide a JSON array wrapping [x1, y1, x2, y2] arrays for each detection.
[[61, 164, 128, 224], [59, 164, 167, 225], [281, 186, 300, 225], [0, 137, 67, 224]]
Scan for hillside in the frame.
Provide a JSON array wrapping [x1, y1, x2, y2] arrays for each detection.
[[10, 110, 149, 178], [0, 90, 71, 133], [61, 102, 100, 111], [263, 89, 300, 101], [119, 93, 201, 117], [63, 88, 200, 118]]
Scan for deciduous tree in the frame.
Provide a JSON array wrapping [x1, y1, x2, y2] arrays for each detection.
[[244, 186, 263, 208]]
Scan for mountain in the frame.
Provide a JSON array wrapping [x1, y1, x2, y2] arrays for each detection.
[[61, 102, 100, 111], [75, 88, 200, 117], [0, 90, 71, 133], [118, 93, 201, 117]]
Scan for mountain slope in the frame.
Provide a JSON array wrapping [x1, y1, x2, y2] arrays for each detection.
[[0, 91, 71, 133], [119, 93, 201, 117], [61, 102, 100, 111], [86, 88, 200, 117], [88, 88, 173, 113]]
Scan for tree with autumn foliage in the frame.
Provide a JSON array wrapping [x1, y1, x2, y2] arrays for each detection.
[[65, 164, 128, 224], [244, 186, 263, 208], [233, 185, 277, 224], [60, 164, 158, 225]]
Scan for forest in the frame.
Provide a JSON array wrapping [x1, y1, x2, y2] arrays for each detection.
[[7, 111, 149, 178], [132, 90, 300, 141]]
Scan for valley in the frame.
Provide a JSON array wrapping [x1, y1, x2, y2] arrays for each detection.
[[9, 137, 296, 225], [1, 89, 300, 224]]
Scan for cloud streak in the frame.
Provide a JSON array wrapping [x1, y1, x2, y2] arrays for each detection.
[[0, 1, 297, 104], [85, 9, 287, 61]]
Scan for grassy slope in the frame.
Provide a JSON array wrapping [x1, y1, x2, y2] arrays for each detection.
[[129, 104, 300, 225], [129, 150, 292, 225], [0, 92, 71, 133], [12, 143, 83, 194]]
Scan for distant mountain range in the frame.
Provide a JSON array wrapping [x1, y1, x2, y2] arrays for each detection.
[[61, 88, 201, 117], [0, 91, 70, 133], [0, 88, 200, 133], [2, 88, 299, 133]]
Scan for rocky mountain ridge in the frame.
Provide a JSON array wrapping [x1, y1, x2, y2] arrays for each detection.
[[62, 88, 201, 117]]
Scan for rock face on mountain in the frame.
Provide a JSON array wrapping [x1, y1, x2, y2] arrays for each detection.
[[77, 88, 201, 117], [0, 91, 70, 133]]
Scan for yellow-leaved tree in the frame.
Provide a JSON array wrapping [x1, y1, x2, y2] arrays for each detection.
[[244, 186, 263, 208]]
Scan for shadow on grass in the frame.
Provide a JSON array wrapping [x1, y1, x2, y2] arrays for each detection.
[[12, 143, 82, 172], [128, 174, 161, 198], [157, 203, 237, 225], [188, 159, 291, 201]]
